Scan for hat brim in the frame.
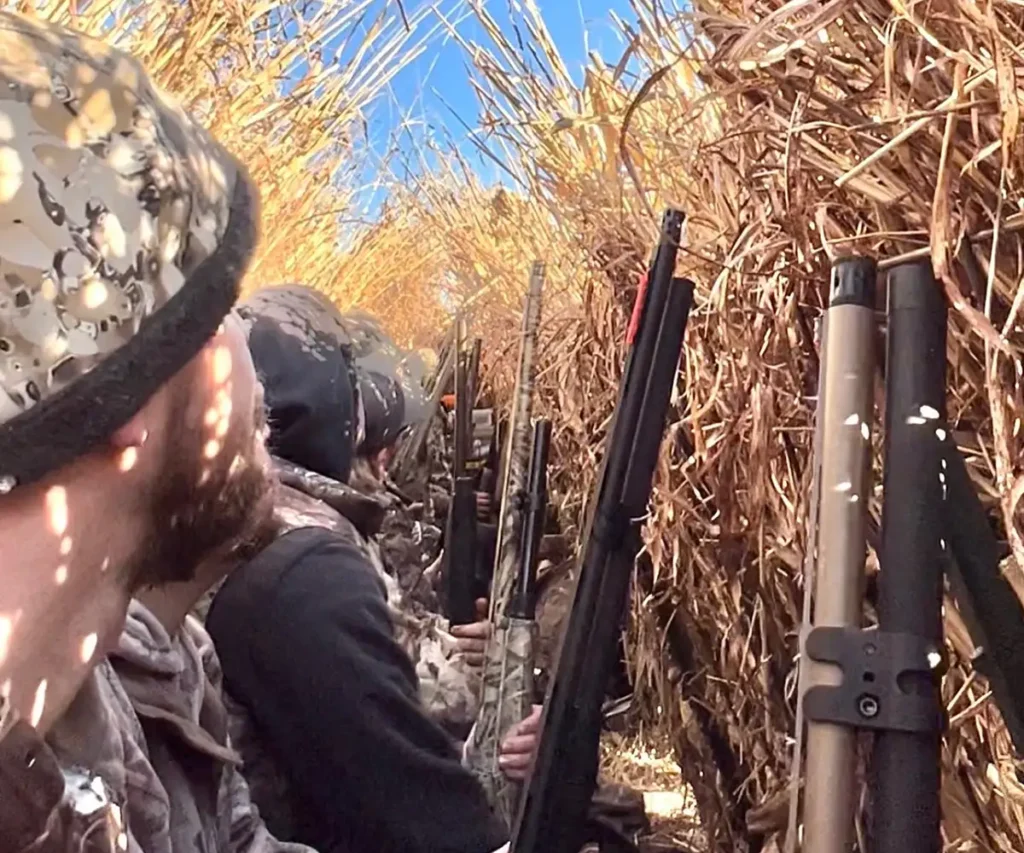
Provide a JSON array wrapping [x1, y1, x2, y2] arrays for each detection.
[[0, 170, 259, 491]]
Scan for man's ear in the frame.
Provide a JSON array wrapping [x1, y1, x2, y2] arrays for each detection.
[[109, 412, 150, 450], [109, 412, 151, 473]]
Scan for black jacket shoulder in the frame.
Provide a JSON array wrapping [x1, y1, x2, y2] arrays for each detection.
[[207, 527, 507, 853]]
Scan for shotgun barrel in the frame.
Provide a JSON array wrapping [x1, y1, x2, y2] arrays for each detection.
[[509, 419, 552, 621], [802, 257, 878, 853], [444, 327, 482, 625], [871, 260, 946, 853]]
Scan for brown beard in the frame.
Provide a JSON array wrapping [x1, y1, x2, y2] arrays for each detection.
[[124, 381, 276, 590]]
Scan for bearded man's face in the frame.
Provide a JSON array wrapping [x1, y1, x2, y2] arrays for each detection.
[[126, 314, 275, 588]]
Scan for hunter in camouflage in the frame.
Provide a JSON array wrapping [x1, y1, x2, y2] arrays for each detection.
[[238, 283, 485, 728], [280, 455, 481, 726], [0, 10, 271, 850], [206, 284, 539, 853], [45, 605, 309, 853]]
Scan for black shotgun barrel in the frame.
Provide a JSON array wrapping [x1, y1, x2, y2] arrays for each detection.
[[509, 419, 552, 621], [511, 209, 693, 853], [445, 476, 481, 625], [445, 334, 482, 625], [468, 337, 482, 411], [871, 260, 946, 853], [454, 349, 470, 475]]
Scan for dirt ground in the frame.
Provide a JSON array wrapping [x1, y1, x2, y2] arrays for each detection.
[[600, 731, 704, 853]]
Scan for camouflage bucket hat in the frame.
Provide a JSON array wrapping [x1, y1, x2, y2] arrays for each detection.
[[0, 12, 258, 492]]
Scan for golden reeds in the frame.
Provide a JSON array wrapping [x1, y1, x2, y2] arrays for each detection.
[[353, 1, 1024, 850]]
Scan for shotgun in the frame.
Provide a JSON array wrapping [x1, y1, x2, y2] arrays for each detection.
[[444, 331, 482, 626], [792, 258, 947, 853], [511, 210, 693, 853], [466, 419, 551, 826], [465, 262, 545, 825]]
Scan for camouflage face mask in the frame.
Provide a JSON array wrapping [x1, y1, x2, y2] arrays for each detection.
[[0, 11, 258, 491]]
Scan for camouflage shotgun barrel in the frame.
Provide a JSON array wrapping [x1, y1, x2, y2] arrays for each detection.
[[464, 262, 545, 827]]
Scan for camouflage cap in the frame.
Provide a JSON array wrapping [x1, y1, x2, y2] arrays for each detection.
[[239, 285, 349, 353], [239, 287, 428, 459], [0, 12, 258, 492]]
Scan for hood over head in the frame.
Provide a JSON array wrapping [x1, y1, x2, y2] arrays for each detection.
[[239, 284, 358, 484], [339, 311, 428, 454]]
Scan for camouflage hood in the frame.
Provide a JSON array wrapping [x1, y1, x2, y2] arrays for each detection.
[[99, 601, 311, 853], [0, 11, 258, 491], [241, 286, 359, 485], [340, 311, 428, 454], [110, 600, 234, 742], [273, 456, 385, 541]]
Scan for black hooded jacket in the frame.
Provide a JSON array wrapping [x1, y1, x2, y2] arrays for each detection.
[[208, 286, 506, 853]]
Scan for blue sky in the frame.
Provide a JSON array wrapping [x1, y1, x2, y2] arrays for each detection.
[[349, 0, 638, 215]]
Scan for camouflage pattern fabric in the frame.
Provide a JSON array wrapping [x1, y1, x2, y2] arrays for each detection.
[[220, 691, 301, 845], [377, 494, 443, 612], [238, 286, 350, 358], [463, 616, 535, 829], [44, 606, 310, 853], [44, 662, 152, 853], [218, 457, 481, 839], [339, 311, 427, 435], [240, 284, 359, 485], [0, 11, 243, 436], [0, 714, 127, 853]]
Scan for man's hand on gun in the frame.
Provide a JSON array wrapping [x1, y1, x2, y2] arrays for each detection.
[[475, 490, 492, 520], [498, 704, 543, 780], [450, 598, 491, 668]]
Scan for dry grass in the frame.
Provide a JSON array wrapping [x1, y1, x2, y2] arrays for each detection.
[[347, 1, 1024, 851], [601, 731, 704, 852], [30, 0, 1024, 851]]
